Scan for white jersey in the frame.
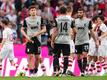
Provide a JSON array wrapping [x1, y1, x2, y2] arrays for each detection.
[[98, 23, 107, 57], [99, 23, 107, 45], [88, 23, 98, 56], [90, 23, 97, 42], [89, 23, 107, 56], [3, 27, 13, 45], [1, 27, 14, 60]]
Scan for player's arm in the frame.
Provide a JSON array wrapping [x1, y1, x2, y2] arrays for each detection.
[[51, 27, 58, 48], [0, 31, 7, 48], [33, 25, 46, 37], [99, 32, 107, 40], [33, 18, 46, 37], [99, 25, 107, 40], [51, 20, 58, 48], [71, 20, 77, 35], [21, 20, 32, 42], [89, 21, 99, 48], [70, 28, 75, 40], [0, 38, 6, 48], [51, 27, 58, 42]]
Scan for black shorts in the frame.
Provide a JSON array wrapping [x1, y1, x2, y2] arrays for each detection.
[[53, 44, 70, 57], [75, 43, 89, 54], [26, 37, 41, 55]]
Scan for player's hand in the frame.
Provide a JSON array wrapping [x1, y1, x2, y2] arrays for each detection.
[[51, 41, 54, 48], [26, 37, 34, 43]]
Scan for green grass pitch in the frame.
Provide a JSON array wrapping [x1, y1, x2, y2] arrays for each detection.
[[0, 76, 107, 80]]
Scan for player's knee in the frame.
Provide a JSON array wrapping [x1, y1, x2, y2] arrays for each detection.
[[82, 52, 88, 57], [39, 57, 42, 63], [88, 55, 92, 61], [99, 56, 104, 62], [29, 54, 34, 58], [28, 54, 33, 60]]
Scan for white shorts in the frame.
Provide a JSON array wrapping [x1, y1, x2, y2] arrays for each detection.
[[98, 44, 107, 57], [88, 40, 98, 56], [98, 39, 107, 57], [0, 44, 14, 60], [70, 40, 75, 53]]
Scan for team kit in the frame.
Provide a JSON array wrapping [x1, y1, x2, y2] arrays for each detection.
[[0, 5, 107, 77]]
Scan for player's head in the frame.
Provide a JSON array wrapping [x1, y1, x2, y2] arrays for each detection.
[[66, 6, 72, 16], [77, 8, 84, 19], [92, 15, 98, 23], [0, 17, 9, 27], [59, 6, 67, 15], [96, 15, 104, 24], [28, 5, 37, 16]]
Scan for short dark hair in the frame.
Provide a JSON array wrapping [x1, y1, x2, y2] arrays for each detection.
[[67, 6, 72, 12], [28, 5, 36, 10], [92, 15, 98, 22], [78, 8, 84, 12], [1, 17, 9, 25], [97, 15, 104, 21], [59, 6, 67, 14]]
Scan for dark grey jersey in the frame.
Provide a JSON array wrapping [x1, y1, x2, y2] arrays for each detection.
[[72, 17, 92, 45], [54, 15, 73, 44]]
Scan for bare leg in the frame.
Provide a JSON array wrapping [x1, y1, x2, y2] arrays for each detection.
[[33, 54, 40, 74], [27, 54, 35, 69]]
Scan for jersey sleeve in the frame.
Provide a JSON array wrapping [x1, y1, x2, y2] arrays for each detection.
[[88, 21, 92, 30], [41, 18, 45, 26], [71, 20, 75, 28], [23, 19, 27, 28], [100, 24, 107, 32], [3, 30, 8, 39]]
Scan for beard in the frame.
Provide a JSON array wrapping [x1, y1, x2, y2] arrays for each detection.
[[78, 15, 83, 19]]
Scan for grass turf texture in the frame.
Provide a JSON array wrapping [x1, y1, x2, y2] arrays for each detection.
[[0, 76, 107, 80]]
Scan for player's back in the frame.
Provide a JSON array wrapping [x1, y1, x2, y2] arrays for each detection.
[[3, 27, 13, 45], [55, 15, 72, 44]]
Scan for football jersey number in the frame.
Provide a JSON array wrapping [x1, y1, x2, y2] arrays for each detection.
[[60, 22, 68, 32]]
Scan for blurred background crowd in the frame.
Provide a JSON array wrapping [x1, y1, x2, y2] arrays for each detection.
[[0, 0, 107, 44]]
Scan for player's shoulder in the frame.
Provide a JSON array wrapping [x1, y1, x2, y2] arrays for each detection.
[[6, 27, 12, 31], [100, 23, 107, 31], [75, 17, 90, 21], [35, 16, 42, 20], [25, 16, 41, 20], [83, 17, 91, 22], [66, 15, 74, 20], [56, 15, 72, 21], [25, 16, 30, 21], [36, 16, 41, 19], [74, 18, 80, 22], [100, 23, 107, 28], [56, 15, 62, 19], [4, 27, 12, 33]]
